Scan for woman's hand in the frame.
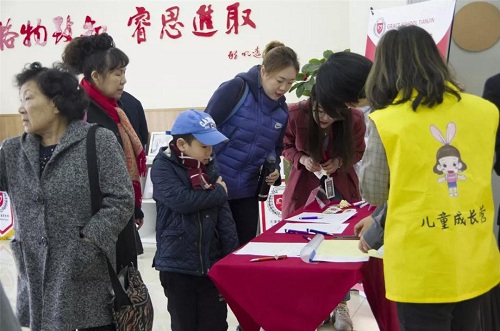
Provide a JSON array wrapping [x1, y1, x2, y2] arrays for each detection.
[[321, 157, 342, 175], [358, 236, 372, 253], [265, 169, 280, 185], [299, 155, 322, 173], [354, 215, 375, 237], [135, 218, 144, 230]]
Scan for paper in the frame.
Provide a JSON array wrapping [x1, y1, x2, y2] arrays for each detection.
[[277, 222, 348, 234], [286, 209, 357, 224], [143, 168, 153, 199], [368, 245, 384, 259], [313, 239, 369, 262], [314, 168, 327, 179], [234, 242, 307, 257]]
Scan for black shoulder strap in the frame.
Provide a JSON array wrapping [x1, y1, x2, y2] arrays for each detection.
[[87, 125, 101, 215], [86, 125, 132, 308]]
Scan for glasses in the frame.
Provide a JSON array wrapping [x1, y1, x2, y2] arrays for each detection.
[[313, 105, 349, 121], [314, 106, 331, 119]]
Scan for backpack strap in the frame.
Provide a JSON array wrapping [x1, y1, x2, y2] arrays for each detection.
[[220, 78, 249, 126]]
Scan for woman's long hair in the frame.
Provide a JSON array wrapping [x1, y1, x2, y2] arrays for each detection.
[[365, 25, 462, 111]]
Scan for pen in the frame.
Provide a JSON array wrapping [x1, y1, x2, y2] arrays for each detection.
[[359, 202, 369, 208], [307, 228, 332, 236], [299, 216, 323, 220], [285, 229, 311, 235], [250, 255, 287, 262], [332, 235, 359, 239], [302, 234, 311, 241], [352, 200, 366, 207]]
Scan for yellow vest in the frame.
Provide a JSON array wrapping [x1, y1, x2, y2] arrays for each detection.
[[370, 88, 500, 303]]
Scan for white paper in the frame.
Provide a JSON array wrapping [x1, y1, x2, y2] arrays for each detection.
[[286, 209, 357, 224], [143, 168, 154, 199], [234, 242, 307, 257], [314, 168, 327, 179], [277, 222, 348, 234]]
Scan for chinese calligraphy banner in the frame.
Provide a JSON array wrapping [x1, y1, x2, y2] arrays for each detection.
[[365, 0, 456, 61], [1, 1, 353, 113]]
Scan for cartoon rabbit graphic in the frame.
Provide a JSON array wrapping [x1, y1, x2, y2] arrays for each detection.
[[431, 122, 467, 197]]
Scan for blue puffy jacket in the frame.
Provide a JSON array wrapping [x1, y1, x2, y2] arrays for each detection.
[[205, 65, 288, 199], [151, 145, 239, 275]]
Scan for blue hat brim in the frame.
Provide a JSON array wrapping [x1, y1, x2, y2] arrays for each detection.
[[193, 130, 228, 146]]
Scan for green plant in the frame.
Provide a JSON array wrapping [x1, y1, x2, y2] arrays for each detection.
[[289, 49, 349, 98]]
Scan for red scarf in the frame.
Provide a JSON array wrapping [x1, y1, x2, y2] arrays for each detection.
[[170, 142, 215, 190], [81, 78, 147, 206]]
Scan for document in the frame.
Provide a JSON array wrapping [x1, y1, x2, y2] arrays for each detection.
[[313, 239, 369, 263], [286, 209, 357, 224], [277, 222, 348, 234], [234, 242, 307, 257]]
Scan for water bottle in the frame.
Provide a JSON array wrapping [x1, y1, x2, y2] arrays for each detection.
[[256, 155, 276, 201]]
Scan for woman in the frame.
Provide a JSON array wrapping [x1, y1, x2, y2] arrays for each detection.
[[282, 52, 369, 331], [361, 25, 500, 331], [0, 62, 134, 330], [62, 33, 146, 270], [205, 41, 299, 246], [282, 52, 369, 219]]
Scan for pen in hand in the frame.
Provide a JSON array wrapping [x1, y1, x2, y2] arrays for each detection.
[[250, 255, 288, 262]]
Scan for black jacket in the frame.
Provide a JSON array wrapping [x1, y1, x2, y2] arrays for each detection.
[[151, 146, 239, 275], [482, 73, 500, 175]]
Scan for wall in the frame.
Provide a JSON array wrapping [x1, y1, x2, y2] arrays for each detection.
[[448, 0, 500, 239], [0, 0, 356, 114]]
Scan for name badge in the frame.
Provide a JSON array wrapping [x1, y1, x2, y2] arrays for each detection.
[[324, 176, 335, 199]]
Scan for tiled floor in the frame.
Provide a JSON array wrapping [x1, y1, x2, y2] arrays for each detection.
[[0, 241, 380, 331]]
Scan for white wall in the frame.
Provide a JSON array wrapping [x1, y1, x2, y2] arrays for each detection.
[[0, 0, 359, 113]]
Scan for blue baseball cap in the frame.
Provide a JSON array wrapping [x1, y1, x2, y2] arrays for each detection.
[[167, 109, 228, 146]]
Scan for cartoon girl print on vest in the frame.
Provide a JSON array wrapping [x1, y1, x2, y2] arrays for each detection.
[[431, 122, 467, 197]]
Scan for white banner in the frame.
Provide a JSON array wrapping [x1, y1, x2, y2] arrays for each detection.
[[0, 192, 14, 240], [366, 0, 456, 61]]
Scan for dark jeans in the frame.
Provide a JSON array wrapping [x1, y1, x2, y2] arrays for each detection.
[[229, 197, 259, 246], [160, 271, 228, 331], [77, 324, 115, 331], [396, 291, 486, 331]]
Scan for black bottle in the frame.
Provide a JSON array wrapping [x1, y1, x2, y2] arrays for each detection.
[[256, 155, 276, 201]]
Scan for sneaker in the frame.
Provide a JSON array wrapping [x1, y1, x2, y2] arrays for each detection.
[[332, 302, 353, 331]]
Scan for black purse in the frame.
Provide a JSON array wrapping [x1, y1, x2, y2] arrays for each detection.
[[86, 125, 154, 331]]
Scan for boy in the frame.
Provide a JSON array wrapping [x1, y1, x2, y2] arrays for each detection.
[[151, 109, 239, 331]]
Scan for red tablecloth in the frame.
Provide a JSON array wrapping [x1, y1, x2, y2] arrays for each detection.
[[209, 203, 400, 331]]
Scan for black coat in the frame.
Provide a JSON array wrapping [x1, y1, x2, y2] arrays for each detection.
[[151, 146, 239, 275], [482, 73, 500, 175]]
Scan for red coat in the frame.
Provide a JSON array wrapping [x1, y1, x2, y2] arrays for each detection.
[[282, 100, 366, 218]]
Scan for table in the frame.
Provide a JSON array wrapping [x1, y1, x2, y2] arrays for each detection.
[[208, 201, 400, 331]]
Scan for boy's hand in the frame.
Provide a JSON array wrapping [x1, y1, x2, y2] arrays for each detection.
[[216, 176, 228, 193]]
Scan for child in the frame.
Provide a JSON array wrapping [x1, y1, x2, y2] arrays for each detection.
[[151, 109, 239, 331]]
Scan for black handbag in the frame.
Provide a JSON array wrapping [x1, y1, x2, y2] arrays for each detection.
[[86, 125, 154, 331]]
